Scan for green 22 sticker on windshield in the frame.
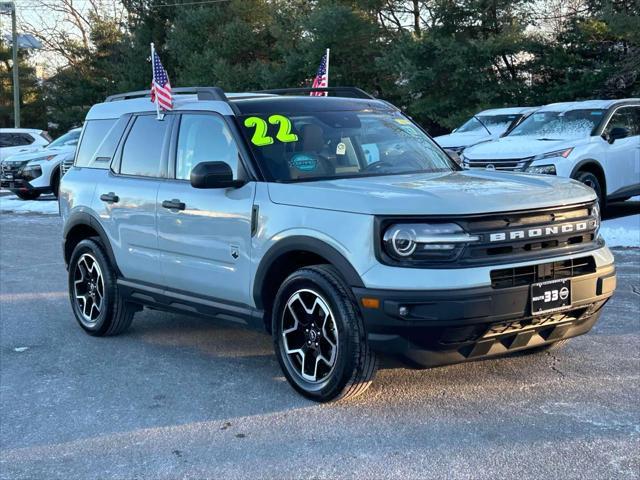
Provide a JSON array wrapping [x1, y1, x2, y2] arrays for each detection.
[[244, 115, 298, 146]]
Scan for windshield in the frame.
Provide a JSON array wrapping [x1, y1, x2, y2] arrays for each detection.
[[47, 130, 80, 149], [508, 109, 605, 139], [456, 114, 522, 135], [240, 111, 455, 182]]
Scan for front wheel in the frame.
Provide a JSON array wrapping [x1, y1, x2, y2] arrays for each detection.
[[272, 265, 377, 402], [574, 170, 604, 205], [68, 238, 136, 336]]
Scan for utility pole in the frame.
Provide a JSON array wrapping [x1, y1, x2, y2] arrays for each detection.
[[1, 2, 19, 127], [11, 2, 19, 128]]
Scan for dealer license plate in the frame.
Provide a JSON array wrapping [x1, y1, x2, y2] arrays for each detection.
[[531, 278, 571, 315]]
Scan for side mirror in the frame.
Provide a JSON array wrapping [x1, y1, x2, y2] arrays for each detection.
[[606, 126, 630, 144], [444, 148, 462, 165], [190, 161, 245, 189]]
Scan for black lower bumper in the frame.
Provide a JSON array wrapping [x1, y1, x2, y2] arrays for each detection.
[[353, 265, 616, 368], [0, 177, 48, 193]]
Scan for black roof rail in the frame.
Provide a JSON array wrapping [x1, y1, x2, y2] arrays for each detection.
[[105, 86, 229, 103], [254, 87, 376, 100]]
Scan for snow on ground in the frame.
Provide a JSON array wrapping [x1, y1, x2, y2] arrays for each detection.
[[0, 193, 638, 247], [0, 195, 60, 215], [600, 214, 640, 248]]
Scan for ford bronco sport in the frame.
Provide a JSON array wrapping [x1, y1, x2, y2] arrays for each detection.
[[60, 87, 616, 402]]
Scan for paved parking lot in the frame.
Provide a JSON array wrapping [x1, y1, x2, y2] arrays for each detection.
[[1, 211, 639, 479]]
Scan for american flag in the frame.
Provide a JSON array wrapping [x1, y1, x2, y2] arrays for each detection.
[[150, 49, 173, 111], [310, 49, 329, 96]]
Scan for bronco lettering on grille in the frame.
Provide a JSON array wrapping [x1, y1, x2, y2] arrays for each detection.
[[488, 220, 596, 242]]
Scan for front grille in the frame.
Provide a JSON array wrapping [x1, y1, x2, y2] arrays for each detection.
[[453, 202, 600, 266], [61, 158, 74, 176], [490, 256, 597, 289], [0, 163, 22, 177], [465, 157, 532, 171]]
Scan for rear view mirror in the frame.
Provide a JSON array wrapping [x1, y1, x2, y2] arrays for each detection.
[[606, 127, 630, 144], [190, 161, 245, 189]]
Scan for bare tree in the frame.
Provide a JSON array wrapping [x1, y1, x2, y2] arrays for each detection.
[[17, 0, 125, 69]]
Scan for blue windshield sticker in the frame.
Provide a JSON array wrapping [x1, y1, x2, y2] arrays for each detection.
[[289, 154, 317, 172]]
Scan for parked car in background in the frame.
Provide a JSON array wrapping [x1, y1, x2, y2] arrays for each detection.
[[0, 128, 81, 200], [434, 107, 538, 155], [0, 128, 51, 159], [461, 99, 640, 205]]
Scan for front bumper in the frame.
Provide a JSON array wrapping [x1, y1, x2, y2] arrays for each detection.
[[1, 170, 48, 193], [353, 263, 616, 368]]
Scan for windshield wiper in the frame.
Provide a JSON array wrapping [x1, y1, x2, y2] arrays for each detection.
[[537, 137, 562, 141], [473, 115, 492, 136]]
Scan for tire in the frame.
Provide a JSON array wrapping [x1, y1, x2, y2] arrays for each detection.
[[272, 264, 377, 402], [68, 238, 136, 336], [574, 170, 604, 205], [15, 190, 40, 200], [51, 169, 60, 198]]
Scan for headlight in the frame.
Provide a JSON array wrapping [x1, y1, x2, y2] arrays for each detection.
[[592, 200, 601, 238], [21, 165, 42, 181], [526, 164, 557, 175], [382, 223, 479, 262], [533, 148, 573, 161]]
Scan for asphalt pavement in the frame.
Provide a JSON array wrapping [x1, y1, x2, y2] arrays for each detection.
[[0, 212, 639, 479]]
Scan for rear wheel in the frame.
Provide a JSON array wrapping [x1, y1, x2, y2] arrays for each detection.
[[575, 170, 604, 205], [272, 265, 377, 402], [15, 190, 40, 200], [68, 238, 136, 336]]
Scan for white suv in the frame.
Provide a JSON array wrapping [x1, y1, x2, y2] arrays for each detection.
[[461, 99, 640, 204], [0, 128, 51, 159], [0, 128, 81, 199], [434, 107, 537, 155]]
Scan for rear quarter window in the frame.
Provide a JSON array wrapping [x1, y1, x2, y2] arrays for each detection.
[[75, 118, 126, 169]]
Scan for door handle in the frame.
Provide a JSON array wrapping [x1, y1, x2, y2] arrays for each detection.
[[100, 192, 119, 203], [162, 199, 186, 211]]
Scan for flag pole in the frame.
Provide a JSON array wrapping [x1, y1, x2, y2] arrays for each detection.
[[325, 48, 330, 96], [150, 42, 162, 120]]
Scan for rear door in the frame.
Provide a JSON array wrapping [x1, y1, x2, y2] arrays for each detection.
[[94, 114, 172, 284], [156, 112, 255, 304], [603, 105, 640, 196]]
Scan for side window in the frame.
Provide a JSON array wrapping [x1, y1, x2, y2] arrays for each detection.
[[17, 134, 35, 145], [76, 119, 116, 168], [630, 107, 640, 136], [176, 114, 239, 180], [0, 133, 12, 147], [0, 133, 33, 147], [604, 107, 639, 137], [120, 115, 168, 177]]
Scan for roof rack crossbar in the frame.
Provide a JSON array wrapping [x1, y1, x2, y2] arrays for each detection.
[[105, 86, 229, 103], [254, 87, 376, 100]]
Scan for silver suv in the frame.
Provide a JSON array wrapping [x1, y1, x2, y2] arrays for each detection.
[[60, 87, 616, 402]]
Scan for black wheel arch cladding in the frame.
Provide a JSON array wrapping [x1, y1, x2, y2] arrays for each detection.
[[253, 236, 364, 310]]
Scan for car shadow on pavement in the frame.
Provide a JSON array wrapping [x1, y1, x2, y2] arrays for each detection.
[[603, 199, 640, 220]]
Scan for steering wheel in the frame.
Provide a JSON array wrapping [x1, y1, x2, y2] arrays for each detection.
[[362, 160, 395, 172]]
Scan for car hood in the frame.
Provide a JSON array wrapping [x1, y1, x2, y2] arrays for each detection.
[[463, 136, 579, 159], [267, 170, 595, 216], [2, 145, 72, 164], [433, 131, 493, 149]]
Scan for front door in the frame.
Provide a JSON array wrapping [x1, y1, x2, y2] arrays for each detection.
[[156, 112, 255, 305], [603, 105, 640, 197]]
